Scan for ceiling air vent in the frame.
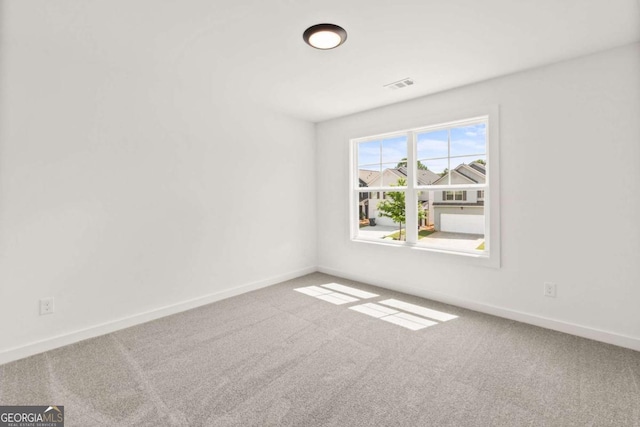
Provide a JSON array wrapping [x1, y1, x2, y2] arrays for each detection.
[[384, 78, 414, 90]]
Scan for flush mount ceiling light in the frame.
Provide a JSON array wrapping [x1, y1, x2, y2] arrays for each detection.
[[303, 23, 347, 50]]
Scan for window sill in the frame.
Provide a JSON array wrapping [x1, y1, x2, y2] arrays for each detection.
[[351, 237, 500, 269]]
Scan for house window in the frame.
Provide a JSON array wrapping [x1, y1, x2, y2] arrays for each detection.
[[352, 111, 499, 264], [443, 191, 467, 201]]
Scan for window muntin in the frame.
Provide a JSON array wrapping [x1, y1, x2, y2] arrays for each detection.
[[353, 117, 491, 257]]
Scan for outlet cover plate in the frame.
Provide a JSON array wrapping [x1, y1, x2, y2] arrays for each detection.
[[40, 297, 54, 315], [544, 282, 557, 298]]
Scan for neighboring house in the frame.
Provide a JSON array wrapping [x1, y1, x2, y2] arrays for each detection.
[[361, 167, 439, 227], [359, 169, 381, 186], [359, 164, 486, 233], [358, 170, 381, 220], [431, 162, 486, 234]]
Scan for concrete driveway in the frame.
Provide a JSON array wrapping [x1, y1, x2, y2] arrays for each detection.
[[417, 231, 484, 251], [358, 225, 400, 240]]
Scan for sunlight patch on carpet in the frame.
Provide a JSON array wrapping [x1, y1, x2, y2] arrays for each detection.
[[294, 286, 459, 330], [350, 303, 438, 330], [378, 299, 458, 322], [294, 287, 359, 305], [379, 312, 438, 330], [293, 286, 333, 297], [320, 283, 379, 299], [349, 303, 398, 318]]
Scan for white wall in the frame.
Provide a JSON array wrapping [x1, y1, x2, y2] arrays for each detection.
[[0, 5, 316, 361], [317, 44, 640, 348]]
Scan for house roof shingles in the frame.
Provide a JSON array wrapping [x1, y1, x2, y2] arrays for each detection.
[[390, 167, 440, 185], [358, 166, 445, 187], [358, 169, 380, 186], [433, 161, 486, 185]]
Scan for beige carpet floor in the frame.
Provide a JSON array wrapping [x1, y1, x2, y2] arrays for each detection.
[[1, 273, 639, 426]]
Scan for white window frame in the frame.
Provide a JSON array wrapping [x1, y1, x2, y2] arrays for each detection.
[[350, 106, 500, 268]]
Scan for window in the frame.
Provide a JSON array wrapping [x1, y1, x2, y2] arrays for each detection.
[[443, 191, 467, 201], [352, 112, 498, 263]]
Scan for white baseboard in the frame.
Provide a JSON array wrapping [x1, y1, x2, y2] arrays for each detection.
[[0, 266, 316, 365], [3, 264, 637, 365], [317, 266, 640, 352]]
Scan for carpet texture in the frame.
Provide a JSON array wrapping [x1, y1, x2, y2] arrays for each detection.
[[1, 273, 639, 426]]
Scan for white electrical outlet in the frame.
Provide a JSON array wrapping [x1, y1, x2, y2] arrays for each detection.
[[40, 297, 54, 315], [544, 282, 557, 298]]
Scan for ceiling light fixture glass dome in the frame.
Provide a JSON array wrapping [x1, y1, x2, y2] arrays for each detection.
[[303, 24, 347, 50]]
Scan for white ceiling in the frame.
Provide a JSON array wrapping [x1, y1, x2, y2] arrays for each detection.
[[4, 0, 640, 122]]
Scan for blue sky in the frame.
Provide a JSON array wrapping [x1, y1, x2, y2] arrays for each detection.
[[358, 123, 486, 174]]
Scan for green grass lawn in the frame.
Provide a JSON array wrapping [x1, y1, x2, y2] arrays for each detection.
[[385, 229, 436, 240], [476, 242, 485, 250]]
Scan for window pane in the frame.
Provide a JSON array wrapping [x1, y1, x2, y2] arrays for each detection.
[[450, 123, 486, 157], [415, 158, 448, 185], [358, 167, 381, 188], [417, 130, 448, 185], [416, 189, 486, 253], [448, 156, 487, 185], [356, 190, 407, 242], [381, 162, 408, 187], [381, 135, 408, 164], [417, 129, 448, 160], [358, 140, 381, 167], [415, 190, 435, 236]]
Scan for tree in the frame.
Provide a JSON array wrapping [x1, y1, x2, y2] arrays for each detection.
[[396, 158, 429, 170], [377, 178, 426, 241], [439, 168, 449, 177], [475, 159, 486, 165]]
